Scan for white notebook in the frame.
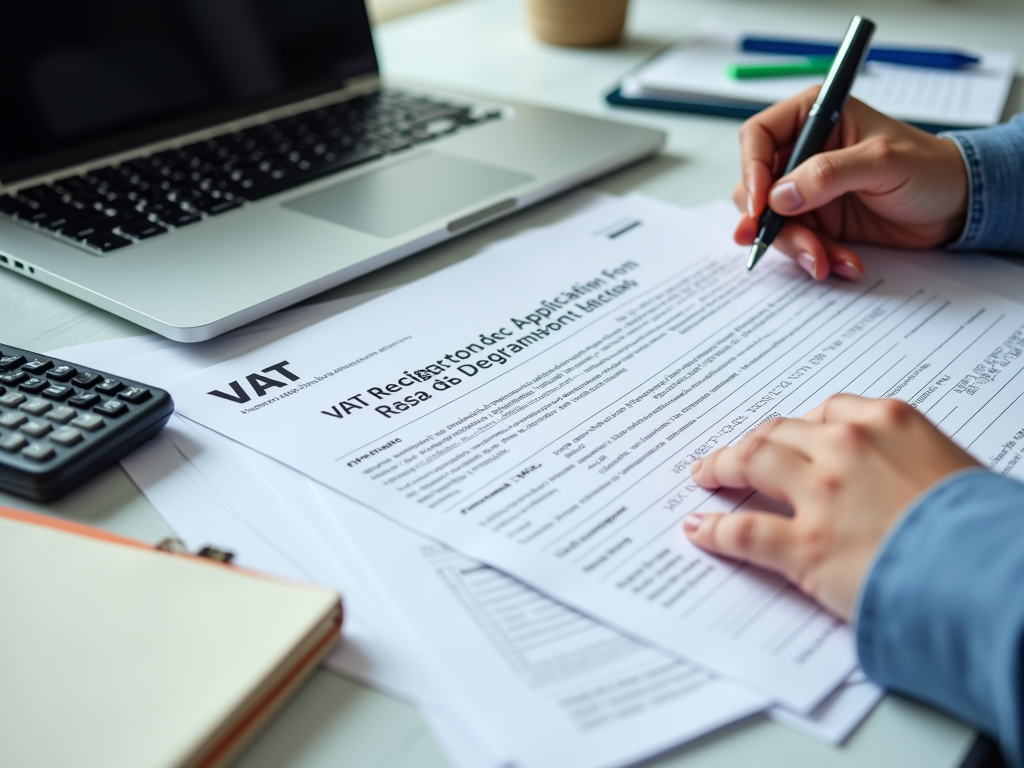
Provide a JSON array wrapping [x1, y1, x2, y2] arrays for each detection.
[[620, 22, 1016, 130], [0, 507, 342, 768]]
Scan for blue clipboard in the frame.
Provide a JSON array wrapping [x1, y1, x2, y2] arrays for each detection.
[[605, 85, 953, 135]]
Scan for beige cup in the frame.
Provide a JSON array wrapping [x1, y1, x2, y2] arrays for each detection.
[[525, 0, 629, 47]]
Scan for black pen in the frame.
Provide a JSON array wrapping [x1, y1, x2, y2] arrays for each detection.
[[747, 15, 876, 271]]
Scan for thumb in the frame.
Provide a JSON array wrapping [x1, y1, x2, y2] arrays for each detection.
[[683, 511, 797, 579], [768, 138, 898, 216]]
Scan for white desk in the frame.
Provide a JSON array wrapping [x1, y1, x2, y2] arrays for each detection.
[[6, 0, 1022, 765]]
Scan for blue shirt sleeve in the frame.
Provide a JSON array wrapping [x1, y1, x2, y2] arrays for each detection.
[[941, 115, 1024, 254], [855, 468, 1024, 767]]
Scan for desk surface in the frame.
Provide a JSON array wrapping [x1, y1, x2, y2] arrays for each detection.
[[6, 0, 1022, 765]]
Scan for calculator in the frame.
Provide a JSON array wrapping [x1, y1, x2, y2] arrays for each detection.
[[0, 343, 173, 500]]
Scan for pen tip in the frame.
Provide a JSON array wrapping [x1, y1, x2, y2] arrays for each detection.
[[747, 242, 767, 270]]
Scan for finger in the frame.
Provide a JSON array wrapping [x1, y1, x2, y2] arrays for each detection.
[[765, 220, 830, 280], [766, 221, 863, 281], [803, 393, 876, 423], [683, 511, 797, 578], [733, 214, 759, 245], [691, 430, 810, 503], [732, 180, 749, 216], [739, 87, 820, 218], [767, 137, 906, 219]]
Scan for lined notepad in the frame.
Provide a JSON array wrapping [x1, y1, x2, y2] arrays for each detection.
[[619, 23, 1016, 129]]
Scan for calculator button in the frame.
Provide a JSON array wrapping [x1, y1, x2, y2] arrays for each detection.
[[0, 371, 28, 386], [0, 354, 26, 371], [46, 406, 76, 424], [50, 426, 83, 446], [0, 433, 28, 453], [117, 386, 151, 404], [0, 412, 27, 429], [21, 359, 53, 374], [71, 413, 105, 431], [94, 399, 129, 418], [0, 392, 26, 407], [46, 365, 78, 382], [20, 420, 52, 438], [41, 384, 74, 401], [71, 371, 102, 388], [21, 442, 55, 462], [69, 393, 101, 409], [19, 377, 48, 394], [19, 399, 51, 416], [95, 378, 123, 394]]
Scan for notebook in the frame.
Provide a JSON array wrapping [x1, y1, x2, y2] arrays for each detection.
[[610, 22, 1016, 132], [0, 506, 342, 768]]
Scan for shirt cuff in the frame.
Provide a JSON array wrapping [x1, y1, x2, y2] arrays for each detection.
[[941, 115, 1024, 254]]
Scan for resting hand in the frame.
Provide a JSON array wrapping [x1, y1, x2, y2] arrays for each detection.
[[733, 90, 969, 281], [683, 395, 978, 620]]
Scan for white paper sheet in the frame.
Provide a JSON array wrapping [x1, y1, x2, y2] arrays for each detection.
[[53, 256, 882, 758], [58, 289, 763, 767], [171, 191, 1024, 713], [622, 23, 1016, 128], [168, 192, 858, 710]]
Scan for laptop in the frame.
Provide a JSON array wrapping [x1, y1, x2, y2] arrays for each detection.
[[0, 1, 665, 342]]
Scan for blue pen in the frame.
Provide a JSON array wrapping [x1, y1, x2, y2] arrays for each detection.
[[742, 36, 980, 69]]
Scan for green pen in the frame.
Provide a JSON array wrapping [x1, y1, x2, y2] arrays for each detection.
[[726, 56, 834, 79]]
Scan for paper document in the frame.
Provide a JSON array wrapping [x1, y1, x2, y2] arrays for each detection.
[[172, 192, 865, 710], [621, 23, 1015, 128], [56, 300, 881, 759]]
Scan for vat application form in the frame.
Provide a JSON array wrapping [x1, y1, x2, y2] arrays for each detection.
[[173, 193, 1024, 710]]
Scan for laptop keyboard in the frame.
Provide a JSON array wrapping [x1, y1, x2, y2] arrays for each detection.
[[0, 89, 501, 253]]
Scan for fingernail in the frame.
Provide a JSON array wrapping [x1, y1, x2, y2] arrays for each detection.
[[747, 194, 754, 219], [797, 251, 818, 279], [833, 260, 862, 281], [691, 458, 703, 474], [770, 181, 804, 213], [683, 513, 704, 534]]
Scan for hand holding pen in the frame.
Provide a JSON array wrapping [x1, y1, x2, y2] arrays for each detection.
[[735, 22, 970, 280]]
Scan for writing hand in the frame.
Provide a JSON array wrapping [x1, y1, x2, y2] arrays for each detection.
[[683, 395, 978, 620], [734, 90, 969, 281]]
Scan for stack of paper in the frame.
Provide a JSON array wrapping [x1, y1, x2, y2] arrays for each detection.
[[58, 189, 1024, 765], [618, 22, 1016, 130]]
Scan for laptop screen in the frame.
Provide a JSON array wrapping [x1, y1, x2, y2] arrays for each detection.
[[0, 0, 378, 183]]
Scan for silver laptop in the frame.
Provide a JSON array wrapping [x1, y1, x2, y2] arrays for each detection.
[[0, 1, 664, 342]]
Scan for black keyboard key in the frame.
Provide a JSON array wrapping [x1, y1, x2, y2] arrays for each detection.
[[41, 208, 103, 233], [71, 371, 102, 388], [68, 392, 101, 409], [82, 231, 133, 252], [116, 220, 168, 240], [94, 399, 129, 418], [41, 384, 74, 401], [0, 355, 27, 371], [46, 365, 77, 381], [65, 219, 115, 240], [190, 197, 241, 215], [162, 212, 203, 228], [118, 387, 151, 404], [19, 377, 49, 394], [0, 195, 37, 219], [18, 184, 67, 207], [95, 378, 123, 394], [22, 359, 53, 374], [1, 371, 29, 386]]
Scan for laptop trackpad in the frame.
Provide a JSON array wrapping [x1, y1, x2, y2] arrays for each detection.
[[283, 151, 533, 239]]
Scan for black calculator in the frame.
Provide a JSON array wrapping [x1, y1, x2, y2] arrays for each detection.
[[0, 343, 173, 500]]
